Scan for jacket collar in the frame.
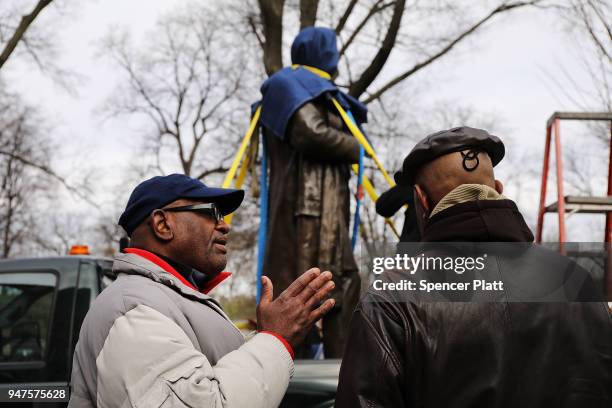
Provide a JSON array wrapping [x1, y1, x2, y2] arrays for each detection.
[[430, 184, 506, 218], [422, 199, 534, 242], [114, 248, 231, 296]]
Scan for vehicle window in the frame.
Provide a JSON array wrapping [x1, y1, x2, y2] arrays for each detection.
[[0, 272, 57, 362]]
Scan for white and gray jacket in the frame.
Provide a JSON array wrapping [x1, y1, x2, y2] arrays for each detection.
[[68, 249, 294, 408]]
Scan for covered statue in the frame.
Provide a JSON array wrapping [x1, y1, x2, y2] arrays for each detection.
[[255, 27, 367, 358]]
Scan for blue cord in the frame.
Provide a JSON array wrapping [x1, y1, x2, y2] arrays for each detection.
[[346, 109, 364, 250], [256, 134, 268, 303], [352, 145, 364, 249]]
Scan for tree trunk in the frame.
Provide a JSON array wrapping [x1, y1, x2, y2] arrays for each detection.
[[258, 0, 285, 75], [299, 0, 319, 29], [2, 199, 13, 258]]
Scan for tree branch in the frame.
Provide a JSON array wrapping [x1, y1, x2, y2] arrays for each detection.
[[194, 165, 230, 180], [339, 0, 395, 58], [348, 0, 405, 98], [112, 42, 174, 136], [0, 149, 96, 206], [587, 0, 611, 40], [0, 0, 53, 70], [335, 0, 359, 34], [577, 1, 612, 64], [247, 13, 265, 50], [363, 0, 542, 103]]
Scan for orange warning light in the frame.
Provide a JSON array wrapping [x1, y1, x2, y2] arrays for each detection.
[[69, 245, 90, 255]]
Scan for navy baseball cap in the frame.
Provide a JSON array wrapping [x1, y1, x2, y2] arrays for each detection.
[[118, 174, 244, 236]]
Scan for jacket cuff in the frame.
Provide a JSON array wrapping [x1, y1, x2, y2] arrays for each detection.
[[259, 331, 295, 359]]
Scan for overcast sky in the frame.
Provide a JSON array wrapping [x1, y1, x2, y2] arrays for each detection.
[[3, 0, 609, 241]]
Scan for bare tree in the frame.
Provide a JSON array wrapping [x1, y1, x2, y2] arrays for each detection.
[[102, 4, 260, 180], [562, 0, 610, 147], [0, 1, 86, 226], [566, 0, 611, 68], [0, 131, 31, 257], [0, 86, 54, 258]]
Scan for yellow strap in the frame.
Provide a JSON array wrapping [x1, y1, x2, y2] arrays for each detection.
[[331, 98, 395, 187], [222, 106, 261, 225], [224, 153, 250, 225], [291, 64, 332, 80], [222, 106, 261, 189], [352, 164, 400, 239], [385, 217, 401, 239], [234, 153, 250, 190], [336, 97, 400, 238]]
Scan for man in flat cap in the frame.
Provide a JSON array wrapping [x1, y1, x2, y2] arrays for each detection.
[[335, 127, 611, 407], [69, 174, 336, 408]]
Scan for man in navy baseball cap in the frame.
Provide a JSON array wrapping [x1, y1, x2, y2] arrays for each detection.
[[69, 173, 338, 407]]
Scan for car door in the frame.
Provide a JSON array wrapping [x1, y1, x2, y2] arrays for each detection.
[[0, 269, 69, 407]]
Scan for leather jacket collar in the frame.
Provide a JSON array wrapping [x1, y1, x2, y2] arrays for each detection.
[[422, 199, 534, 242]]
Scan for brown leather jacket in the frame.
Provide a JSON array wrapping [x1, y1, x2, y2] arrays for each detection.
[[262, 98, 362, 357], [336, 199, 612, 407]]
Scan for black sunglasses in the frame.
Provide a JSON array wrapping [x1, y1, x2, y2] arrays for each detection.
[[161, 203, 223, 223]]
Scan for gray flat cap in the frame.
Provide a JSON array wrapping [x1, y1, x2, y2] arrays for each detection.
[[394, 126, 505, 185]]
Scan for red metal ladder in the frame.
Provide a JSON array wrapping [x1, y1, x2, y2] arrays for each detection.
[[535, 111, 612, 243], [535, 112, 612, 303]]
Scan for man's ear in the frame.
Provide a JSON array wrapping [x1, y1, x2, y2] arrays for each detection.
[[494, 179, 504, 194], [149, 210, 174, 241], [414, 184, 430, 212]]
